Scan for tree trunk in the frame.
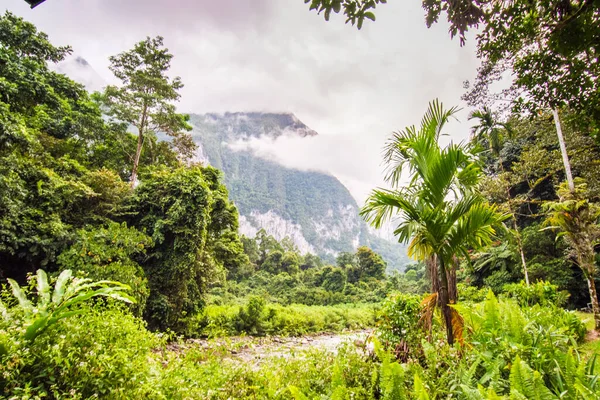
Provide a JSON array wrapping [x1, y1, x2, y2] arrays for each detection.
[[499, 156, 530, 285], [447, 256, 457, 303], [513, 219, 530, 285], [552, 108, 575, 193], [426, 255, 439, 296], [130, 105, 148, 188], [438, 257, 455, 345], [130, 130, 144, 187], [585, 272, 600, 331]]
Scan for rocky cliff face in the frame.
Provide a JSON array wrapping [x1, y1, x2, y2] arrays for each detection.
[[189, 112, 409, 270]]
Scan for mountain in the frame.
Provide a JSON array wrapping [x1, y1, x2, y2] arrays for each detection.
[[52, 55, 410, 270], [189, 112, 410, 271], [54, 55, 106, 92]]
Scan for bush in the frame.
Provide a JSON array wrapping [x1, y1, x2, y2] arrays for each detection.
[[457, 283, 488, 303], [155, 343, 375, 399], [502, 280, 569, 307], [377, 293, 422, 356], [236, 295, 269, 335], [192, 300, 378, 337], [1, 306, 159, 399], [57, 222, 151, 316]]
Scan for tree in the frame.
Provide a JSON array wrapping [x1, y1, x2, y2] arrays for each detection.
[[336, 252, 357, 269], [0, 12, 129, 280], [56, 222, 151, 316], [304, 0, 482, 44], [361, 100, 507, 344], [255, 229, 284, 265], [543, 179, 600, 330], [470, 108, 530, 285], [98, 36, 194, 186], [127, 166, 223, 332], [356, 246, 386, 280], [304, 0, 384, 29], [313, 0, 599, 118]]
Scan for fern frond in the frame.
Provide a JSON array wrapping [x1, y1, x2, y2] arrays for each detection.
[[414, 375, 431, 400]]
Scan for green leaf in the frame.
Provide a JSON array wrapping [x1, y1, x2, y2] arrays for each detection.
[[52, 269, 73, 305], [414, 375, 430, 400], [288, 386, 309, 400], [36, 269, 51, 307], [8, 278, 33, 314]]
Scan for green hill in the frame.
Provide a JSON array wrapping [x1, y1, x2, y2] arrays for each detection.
[[189, 112, 409, 270]]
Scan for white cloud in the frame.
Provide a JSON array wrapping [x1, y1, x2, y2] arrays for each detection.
[[6, 0, 480, 204]]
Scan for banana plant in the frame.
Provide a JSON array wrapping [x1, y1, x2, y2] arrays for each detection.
[[0, 269, 135, 344]]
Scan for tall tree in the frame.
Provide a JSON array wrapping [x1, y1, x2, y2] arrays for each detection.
[[361, 100, 506, 344], [98, 36, 194, 186], [127, 165, 241, 332], [470, 108, 530, 285], [544, 179, 600, 330]]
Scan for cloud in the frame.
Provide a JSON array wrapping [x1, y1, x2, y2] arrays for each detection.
[[6, 0, 480, 203]]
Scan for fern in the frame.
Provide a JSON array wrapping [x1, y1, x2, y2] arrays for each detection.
[[5, 269, 135, 342], [509, 356, 557, 400], [288, 386, 309, 400], [574, 380, 600, 400], [414, 375, 431, 400], [460, 384, 486, 400]]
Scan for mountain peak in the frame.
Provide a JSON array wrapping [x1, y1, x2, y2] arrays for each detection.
[[190, 112, 318, 139], [55, 54, 106, 92]]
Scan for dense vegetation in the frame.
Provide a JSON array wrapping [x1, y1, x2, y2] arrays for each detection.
[[2, 0, 600, 397]]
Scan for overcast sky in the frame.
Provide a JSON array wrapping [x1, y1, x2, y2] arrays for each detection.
[[6, 0, 480, 204]]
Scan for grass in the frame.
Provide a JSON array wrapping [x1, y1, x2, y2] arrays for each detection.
[[576, 311, 595, 331], [193, 301, 380, 338], [576, 311, 600, 356]]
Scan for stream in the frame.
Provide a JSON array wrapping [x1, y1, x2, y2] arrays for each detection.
[[167, 330, 374, 367]]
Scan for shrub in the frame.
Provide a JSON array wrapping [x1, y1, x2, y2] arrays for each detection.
[[192, 301, 377, 337], [236, 295, 268, 335], [377, 293, 422, 357], [457, 283, 488, 303], [502, 280, 569, 307], [1, 307, 159, 399], [57, 222, 151, 316], [452, 291, 588, 397]]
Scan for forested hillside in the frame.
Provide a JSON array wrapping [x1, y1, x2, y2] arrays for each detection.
[[190, 112, 410, 269]]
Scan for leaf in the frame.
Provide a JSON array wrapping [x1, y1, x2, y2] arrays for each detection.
[[364, 11, 376, 21], [419, 292, 437, 330], [36, 269, 51, 307], [0, 299, 8, 321], [460, 385, 485, 400], [574, 381, 600, 400], [414, 375, 430, 400], [23, 315, 50, 341], [288, 386, 309, 400], [450, 306, 464, 345], [8, 278, 33, 315], [52, 269, 72, 305]]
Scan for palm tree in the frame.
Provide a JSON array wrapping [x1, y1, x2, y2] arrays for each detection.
[[544, 179, 600, 330], [361, 100, 507, 345], [469, 107, 530, 285], [470, 106, 511, 157]]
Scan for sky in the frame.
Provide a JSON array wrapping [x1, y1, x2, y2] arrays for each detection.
[[5, 0, 480, 204]]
